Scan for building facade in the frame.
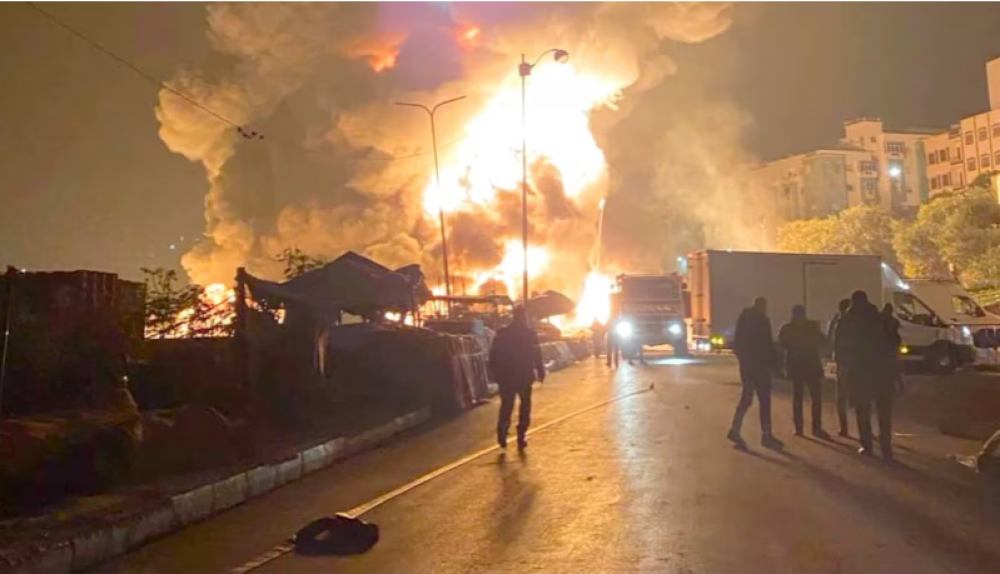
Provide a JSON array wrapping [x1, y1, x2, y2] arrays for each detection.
[[925, 57, 1000, 197], [755, 120, 933, 223], [840, 118, 933, 215]]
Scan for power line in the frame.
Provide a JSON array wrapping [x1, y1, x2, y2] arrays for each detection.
[[24, 2, 261, 139]]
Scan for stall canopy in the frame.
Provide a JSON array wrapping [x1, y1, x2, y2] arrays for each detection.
[[526, 290, 575, 319]]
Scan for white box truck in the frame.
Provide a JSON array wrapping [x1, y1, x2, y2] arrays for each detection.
[[687, 250, 883, 351], [686, 249, 980, 373]]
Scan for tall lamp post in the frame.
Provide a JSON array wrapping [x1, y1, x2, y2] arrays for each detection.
[[519, 49, 569, 305], [396, 96, 466, 298]]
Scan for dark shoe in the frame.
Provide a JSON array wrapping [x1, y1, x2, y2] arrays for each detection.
[[517, 437, 528, 451], [857, 447, 874, 457], [727, 429, 747, 450], [498, 434, 507, 449], [813, 429, 832, 440], [794, 427, 804, 437], [882, 451, 894, 463], [762, 434, 784, 450]]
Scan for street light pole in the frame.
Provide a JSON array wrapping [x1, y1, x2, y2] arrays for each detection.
[[396, 96, 466, 298], [519, 48, 569, 305]]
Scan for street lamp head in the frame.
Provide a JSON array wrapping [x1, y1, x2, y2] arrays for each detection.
[[553, 49, 570, 63]]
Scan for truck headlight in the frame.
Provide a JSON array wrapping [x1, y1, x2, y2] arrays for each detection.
[[668, 322, 683, 336], [962, 326, 972, 339], [615, 321, 633, 339]]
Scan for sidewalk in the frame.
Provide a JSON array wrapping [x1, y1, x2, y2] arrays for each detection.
[[0, 406, 430, 574]]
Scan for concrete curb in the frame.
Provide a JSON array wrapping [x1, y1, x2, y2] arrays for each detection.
[[1, 408, 431, 574]]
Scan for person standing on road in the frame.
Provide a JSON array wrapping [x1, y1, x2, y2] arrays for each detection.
[[606, 318, 622, 369], [779, 305, 830, 439], [489, 305, 546, 450], [591, 320, 607, 360], [728, 297, 784, 450], [829, 298, 852, 437], [882, 303, 904, 395], [838, 290, 895, 460]]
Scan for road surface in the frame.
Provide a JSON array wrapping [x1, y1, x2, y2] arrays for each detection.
[[95, 353, 1000, 574]]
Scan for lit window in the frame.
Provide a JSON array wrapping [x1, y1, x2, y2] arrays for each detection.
[[886, 141, 906, 155], [968, 157, 977, 171], [966, 131, 974, 145], [980, 127, 989, 141]]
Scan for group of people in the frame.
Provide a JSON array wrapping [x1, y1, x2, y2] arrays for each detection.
[[728, 290, 903, 461], [489, 292, 904, 458], [591, 319, 645, 368]]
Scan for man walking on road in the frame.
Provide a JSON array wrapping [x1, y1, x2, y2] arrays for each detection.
[[779, 305, 830, 439], [828, 298, 852, 437], [838, 290, 895, 460], [489, 305, 546, 450], [728, 297, 783, 450]]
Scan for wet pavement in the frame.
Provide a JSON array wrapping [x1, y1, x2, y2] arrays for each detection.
[[95, 353, 1000, 574]]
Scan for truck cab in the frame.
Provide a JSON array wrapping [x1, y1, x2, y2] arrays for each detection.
[[611, 274, 689, 356], [881, 266, 979, 373]]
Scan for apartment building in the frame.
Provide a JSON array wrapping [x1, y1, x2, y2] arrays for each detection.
[[925, 57, 1000, 197], [754, 120, 933, 222], [841, 118, 933, 215], [750, 146, 871, 221]]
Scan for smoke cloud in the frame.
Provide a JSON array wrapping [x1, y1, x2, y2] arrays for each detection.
[[157, 2, 747, 301]]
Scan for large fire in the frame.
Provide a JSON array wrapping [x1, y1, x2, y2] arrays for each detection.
[[423, 59, 620, 327]]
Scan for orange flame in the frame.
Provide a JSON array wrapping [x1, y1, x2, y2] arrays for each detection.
[[370, 48, 399, 73]]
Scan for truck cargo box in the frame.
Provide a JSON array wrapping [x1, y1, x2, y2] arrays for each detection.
[[687, 250, 882, 347]]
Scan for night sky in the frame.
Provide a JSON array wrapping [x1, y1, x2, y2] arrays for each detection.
[[2, 2, 1000, 280]]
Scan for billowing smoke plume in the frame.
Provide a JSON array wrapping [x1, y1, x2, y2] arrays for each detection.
[[157, 2, 744, 299]]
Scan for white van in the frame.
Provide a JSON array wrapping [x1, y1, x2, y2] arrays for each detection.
[[881, 265, 982, 373]]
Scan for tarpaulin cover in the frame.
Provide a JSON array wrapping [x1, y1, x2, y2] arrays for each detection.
[[241, 252, 430, 315]]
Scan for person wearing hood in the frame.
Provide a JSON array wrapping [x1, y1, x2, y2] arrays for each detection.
[[779, 304, 830, 439], [728, 297, 783, 450], [838, 290, 895, 460], [490, 306, 545, 450]]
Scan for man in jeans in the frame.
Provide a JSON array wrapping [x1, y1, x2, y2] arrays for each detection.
[[728, 297, 784, 450], [489, 306, 546, 450], [779, 304, 830, 439]]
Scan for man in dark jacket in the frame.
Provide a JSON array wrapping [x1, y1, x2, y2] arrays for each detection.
[[828, 298, 852, 437], [882, 303, 904, 394], [838, 290, 895, 460], [490, 306, 546, 450], [728, 297, 783, 449], [606, 317, 622, 369], [779, 305, 830, 439]]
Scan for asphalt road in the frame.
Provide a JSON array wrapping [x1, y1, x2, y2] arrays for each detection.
[[95, 353, 1000, 574]]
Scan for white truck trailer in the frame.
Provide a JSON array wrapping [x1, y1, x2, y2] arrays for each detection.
[[686, 249, 979, 373]]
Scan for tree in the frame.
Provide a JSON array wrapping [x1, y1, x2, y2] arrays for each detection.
[[777, 205, 896, 263], [276, 247, 328, 280], [894, 187, 1000, 287]]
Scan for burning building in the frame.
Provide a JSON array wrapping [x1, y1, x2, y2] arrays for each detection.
[[157, 2, 763, 328]]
